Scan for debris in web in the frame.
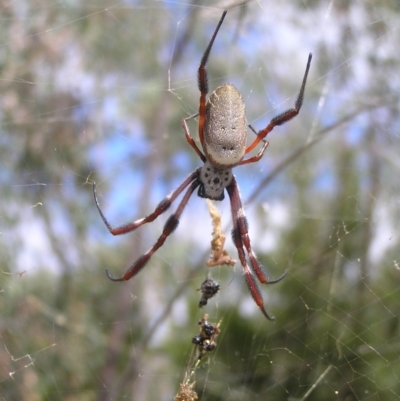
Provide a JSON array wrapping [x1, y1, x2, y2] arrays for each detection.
[[205, 199, 236, 267], [175, 314, 222, 400], [198, 277, 220, 307], [174, 381, 198, 401], [191, 314, 221, 360]]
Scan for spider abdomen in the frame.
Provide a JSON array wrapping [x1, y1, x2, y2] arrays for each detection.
[[203, 83, 247, 168]]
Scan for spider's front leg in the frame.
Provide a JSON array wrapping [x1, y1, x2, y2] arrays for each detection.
[[105, 178, 200, 281], [106, 178, 200, 281], [92, 170, 200, 236], [92, 170, 200, 281], [226, 176, 286, 320]]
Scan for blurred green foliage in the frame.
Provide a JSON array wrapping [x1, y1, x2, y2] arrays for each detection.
[[1, 1, 400, 400]]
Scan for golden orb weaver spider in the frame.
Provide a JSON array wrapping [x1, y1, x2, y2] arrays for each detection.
[[93, 10, 312, 320]]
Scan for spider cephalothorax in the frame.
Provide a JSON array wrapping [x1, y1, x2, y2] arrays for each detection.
[[93, 10, 312, 320], [198, 160, 233, 201]]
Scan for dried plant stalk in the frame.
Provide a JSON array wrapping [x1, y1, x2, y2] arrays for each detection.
[[205, 199, 236, 267]]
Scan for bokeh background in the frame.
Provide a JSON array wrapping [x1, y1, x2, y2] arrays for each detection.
[[1, 1, 400, 400]]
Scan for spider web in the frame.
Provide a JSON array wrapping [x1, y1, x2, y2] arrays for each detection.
[[1, 1, 400, 400]]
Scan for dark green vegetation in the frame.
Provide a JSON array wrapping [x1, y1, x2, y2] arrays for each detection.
[[1, 1, 400, 400]]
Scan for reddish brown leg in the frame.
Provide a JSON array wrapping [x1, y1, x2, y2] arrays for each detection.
[[227, 177, 285, 320], [93, 170, 200, 236], [106, 179, 200, 281], [245, 53, 312, 155], [239, 140, 269, 166], [197, 11, 227, 147], [181, 112, 206, 162]]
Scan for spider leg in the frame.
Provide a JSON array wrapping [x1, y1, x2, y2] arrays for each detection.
[[227, 176, 287, 285], [239, 125, 269, 165], [181, 112, 206, 162], [93, 169, 200, 236], [106, 178, 200, 282], [244, 53, 312, 156], [227, 177, 284, 320], [197, 10, 227, 148], [239, 140, 269, 166]]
